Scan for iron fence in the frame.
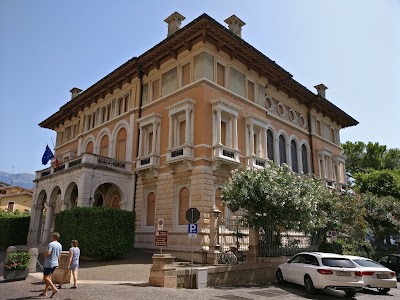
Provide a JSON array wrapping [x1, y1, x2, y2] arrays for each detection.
[[259, 227, 321, 257], [217, 219, 249, 264]]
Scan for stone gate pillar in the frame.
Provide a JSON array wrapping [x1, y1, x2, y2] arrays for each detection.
[[207, 209, 221, 265], [248, 228, 259, 263]]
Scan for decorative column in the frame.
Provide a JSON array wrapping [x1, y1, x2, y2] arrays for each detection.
[[207, 209, 221, 265], [217, 109, 222, 145], [60, 200, 68, 211], [168, 115, 173, 149], [152, 122, 157, 154], [233, 116, 238, 150], [40, 204, 54, 245], [185, 108, 190, 145]]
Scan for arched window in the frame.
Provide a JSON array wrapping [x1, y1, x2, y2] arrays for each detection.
[[215, 188, 224, 217], [178, 187, 189, 225], [100, 135, 109, 157], [147, 192, 155, 226], [116, 128, 127, 161], [279, 135, 287, 165], [267, 129, 274, 161], [291, 140, 299, 173], [302, 144, 309, 174], [86, 141, 93, 153]]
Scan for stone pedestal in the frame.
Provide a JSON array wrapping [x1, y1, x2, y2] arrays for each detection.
[[149, 254, 177, 288], [51, 251, 71, 284], [207, 209, 221, 265], [28, 248, 39, 273]]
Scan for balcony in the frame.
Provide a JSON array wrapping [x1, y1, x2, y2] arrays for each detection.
[[165, 145, 194, 173], [246, 155, 267, 168], [135, 153, 160, 176], [212, 144, 241, 170], [36, 153, 132, 180]]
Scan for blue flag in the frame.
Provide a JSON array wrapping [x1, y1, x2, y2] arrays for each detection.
[[42, 145, 54, 165]]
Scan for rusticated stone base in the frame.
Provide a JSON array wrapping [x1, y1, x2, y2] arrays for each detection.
[[149, 254, 177, 288]]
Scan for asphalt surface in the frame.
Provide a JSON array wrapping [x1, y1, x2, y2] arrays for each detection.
[[1, 249, 399, 300]]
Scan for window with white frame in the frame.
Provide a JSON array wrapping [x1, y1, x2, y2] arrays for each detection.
[[137, 113, 162, 166], [301, 144, 309, 174], [267, 129, 275, 162], [211, 98, 241, 160], [291, 140, 299, 173], [166, 98, 195, 160], [279, 135, 287, 165], [245, 115, 269, 166]]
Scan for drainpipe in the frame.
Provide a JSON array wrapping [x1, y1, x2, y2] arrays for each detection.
[[133, 63, 144, 212]]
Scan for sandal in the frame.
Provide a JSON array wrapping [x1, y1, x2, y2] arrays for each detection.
[[56, 285, 62, 289], [50, 289, 58, 298], [39, 292, 47, 297], [70, 286, 77, 289]]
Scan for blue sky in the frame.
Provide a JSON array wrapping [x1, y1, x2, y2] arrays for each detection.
[[1, 0, 399, 174]]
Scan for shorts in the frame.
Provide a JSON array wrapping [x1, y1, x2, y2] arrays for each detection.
[[43, 267, 57, 276], [68, 263, 79, 271]]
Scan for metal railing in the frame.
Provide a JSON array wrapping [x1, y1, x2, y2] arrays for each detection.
[[218, 219, 249, 264]]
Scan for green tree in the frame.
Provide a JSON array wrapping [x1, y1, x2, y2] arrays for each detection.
[[221, 162, 327, 232], [355, 169, 400, 198]]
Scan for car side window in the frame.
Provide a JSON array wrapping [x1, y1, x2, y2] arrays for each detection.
[[290, 255, 302, 263], [308, 255, 319, 266], [379, 256, 388, 263]]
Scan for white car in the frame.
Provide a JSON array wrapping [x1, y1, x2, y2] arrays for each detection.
[[343, 255, 397, 294], [276, 252, 364, 296]]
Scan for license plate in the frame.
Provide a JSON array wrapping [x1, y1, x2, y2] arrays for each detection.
[[336, 271, 351, 276], [377, 274, 389, 279]]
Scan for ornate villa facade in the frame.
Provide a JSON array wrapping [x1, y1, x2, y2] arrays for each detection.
[[27, 13, 358, 260]]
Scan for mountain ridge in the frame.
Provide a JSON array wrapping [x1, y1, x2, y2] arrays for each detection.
[[0, 171, 35, 189]]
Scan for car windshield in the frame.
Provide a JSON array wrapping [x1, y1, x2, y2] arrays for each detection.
[[322, 258, 356, 268], [354, 259, 386, 268]]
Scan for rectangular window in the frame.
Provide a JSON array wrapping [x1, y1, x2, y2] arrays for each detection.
[[152, 79, 160, 101], [179, 120, 186, 146], [221, 121, 227, 145], [142, 83, 149, 105], [193, 52, 214, 81], [106, 104, 111, 121], [162, 67, 177, 96], [7, 202, 15, 212], [330, 128, 335, 143], [147, 131, 153, 155], [258, 84, 265, 105], [217, 63, 225, 87], [316, 120, 321, 135], [248, 81, 255, 102], [181, 63, 190, 87], [229, 68, 245, 97]]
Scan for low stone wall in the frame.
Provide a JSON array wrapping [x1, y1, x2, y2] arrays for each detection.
[[176, 256, 289, 288]]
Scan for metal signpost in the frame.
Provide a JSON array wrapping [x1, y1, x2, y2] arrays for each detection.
[[186, 207, 200, 288]]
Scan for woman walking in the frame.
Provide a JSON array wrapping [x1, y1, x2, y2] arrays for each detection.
[[58, 240, 80, 289]]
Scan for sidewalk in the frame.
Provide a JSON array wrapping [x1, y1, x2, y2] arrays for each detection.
[[1, 248, 153, 282]]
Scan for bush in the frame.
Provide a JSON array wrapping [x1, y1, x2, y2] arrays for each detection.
[[54, 207, 135, 259], [0, 211, 30, 249], [4, 251, 31, 270], [318, 242, 343, 254]]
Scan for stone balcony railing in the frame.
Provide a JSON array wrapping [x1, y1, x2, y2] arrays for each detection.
[[212, 144, 240, 163], [246, 155, 267, 168], [36, 153, 131, 180], [166, 145, 194, 163]]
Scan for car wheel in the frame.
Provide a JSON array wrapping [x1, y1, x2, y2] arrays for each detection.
[[378, 288, 390, 294], [276, 269, 285, 284], [304, 275, 317, 295], [344, 290, 357, 297]]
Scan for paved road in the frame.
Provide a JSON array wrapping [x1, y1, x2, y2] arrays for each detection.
[[0, 275, 399, 300]]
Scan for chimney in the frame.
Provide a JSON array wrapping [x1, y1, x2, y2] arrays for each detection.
[[224, 15, 245, 38], [70, 87, 82, 99], [314, 84, 328, 98], [164, 12, 185, 37]]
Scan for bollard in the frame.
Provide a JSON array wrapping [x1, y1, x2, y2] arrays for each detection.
[[28, 248, 39, 273]]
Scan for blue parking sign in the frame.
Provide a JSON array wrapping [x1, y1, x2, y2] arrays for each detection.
[[188, 223, 198, 234]]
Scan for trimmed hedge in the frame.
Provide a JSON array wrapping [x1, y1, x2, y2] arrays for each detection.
[[0, 211, 30, 249], [54, 207, 135, 259]]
